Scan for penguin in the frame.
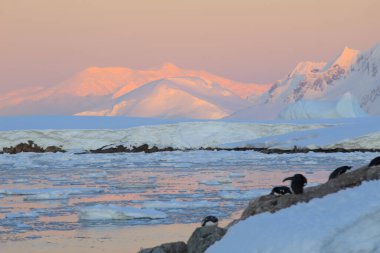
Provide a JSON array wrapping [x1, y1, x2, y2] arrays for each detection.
[[369, 156, 380, 167], [328, 166, 352, 181], [282, 174, 307, 194], [270, 186, 292, 196], [201, 215, 218, 227]]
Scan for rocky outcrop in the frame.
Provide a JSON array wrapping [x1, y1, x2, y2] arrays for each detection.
[[139, 164, 380, 253], [187, 226, 226, 253], [90, 144, 176, 154], [88, 144, 380, 155], [2, 140, 65, 154], [239, 164, 380, 220], [138, 241, 188, 253]]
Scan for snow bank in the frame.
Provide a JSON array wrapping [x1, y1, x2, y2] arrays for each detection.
[[0, 121, 326, 150], [0, 116, 380, 151], [78, 204, 167, 220], [207, 180, 380, 253]]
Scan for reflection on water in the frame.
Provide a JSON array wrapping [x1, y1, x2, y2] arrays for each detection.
[[0, 150, 377, 250]]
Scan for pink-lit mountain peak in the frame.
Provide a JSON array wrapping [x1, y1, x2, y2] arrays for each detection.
[[76, 76, 250, 119], [323, 46, 360, 71]]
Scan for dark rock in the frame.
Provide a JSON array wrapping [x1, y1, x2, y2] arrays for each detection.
[[45, 145, 65, 153], [138, 241, 187, 253], [90, 144, 179, 154], [2, 140, 65, 154], [133, 144, 150, 153], [187, 226, 226, 253], [90, 145, 129, 153]]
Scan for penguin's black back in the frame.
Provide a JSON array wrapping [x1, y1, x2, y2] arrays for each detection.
[[328, 166, 352, 181], [369, 156, 380, 167], [201, 215, 218, 226]]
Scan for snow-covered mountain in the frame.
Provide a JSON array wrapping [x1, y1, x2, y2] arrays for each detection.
[[278, 92, 367, 120], [0, 63, 269, 118], [76, 77, 252, 119], [2, 43, 380, 120], [230, 43, 380, 120]]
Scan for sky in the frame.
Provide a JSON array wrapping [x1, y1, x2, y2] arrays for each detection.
[[1, 0, 380, 93]]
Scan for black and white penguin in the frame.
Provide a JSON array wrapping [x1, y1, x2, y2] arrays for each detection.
[[369, 156, 380, 167], [328, 166, 352, 181], [282, 174, 307, 194], [270, 186, 292, 196], [201, 215, 218, 227]]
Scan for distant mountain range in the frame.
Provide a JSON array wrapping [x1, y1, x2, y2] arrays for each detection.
[[230, 43, 380, 119], [0, 63, 268, 119], [1, 43, 379, 119]]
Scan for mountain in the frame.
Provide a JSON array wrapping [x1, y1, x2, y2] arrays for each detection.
[[0, 64, 269, 117], [230, 43, 380, 120], [76, 77, 251, 119]]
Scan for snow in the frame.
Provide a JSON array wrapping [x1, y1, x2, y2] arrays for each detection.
[[233, 43, 380, 120], [0, 64, 268, 116], [206, 180, 380, 253], [0, 116, 380, 151], [78, 204, 167, 220], [76, 77, 252, 119], [322, 46, 359, 71], [279, 92, 367, 119]]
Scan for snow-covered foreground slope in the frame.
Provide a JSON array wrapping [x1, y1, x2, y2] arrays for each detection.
[[0, 116, 379, 151], [207, 179, 380, 253]]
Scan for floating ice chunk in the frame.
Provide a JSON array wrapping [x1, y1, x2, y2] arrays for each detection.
[[142, 199, 219, 209], [0, 187, 103, 200], [229, 172, 246, 178], [78, 204, 167, 220], [219, 189, 269, 200], [199, 178, 232, 185], [199, 180, 221, 186], [115, 183, 156, 189], [80, 171, 107, 179], [6, 211, 39, 219], [24, 191, 69, 201]]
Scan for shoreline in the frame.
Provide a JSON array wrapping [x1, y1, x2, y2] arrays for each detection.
[[2, 141, 380, 155]]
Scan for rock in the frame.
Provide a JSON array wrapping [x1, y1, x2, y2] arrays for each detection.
[[140, 164, 380, 253], [90, 144, 129, 153], [239, 164, 378, 220], [45, 145, 65, 153], [90, 143, 178, 154], [138, 241, 188, 253], [132, 144, 150, 153], [187, 226, 227, 253], [2, 140, 65, 154]]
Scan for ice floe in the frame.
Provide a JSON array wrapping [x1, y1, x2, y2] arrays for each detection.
[[78, 204, 167, 220]]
